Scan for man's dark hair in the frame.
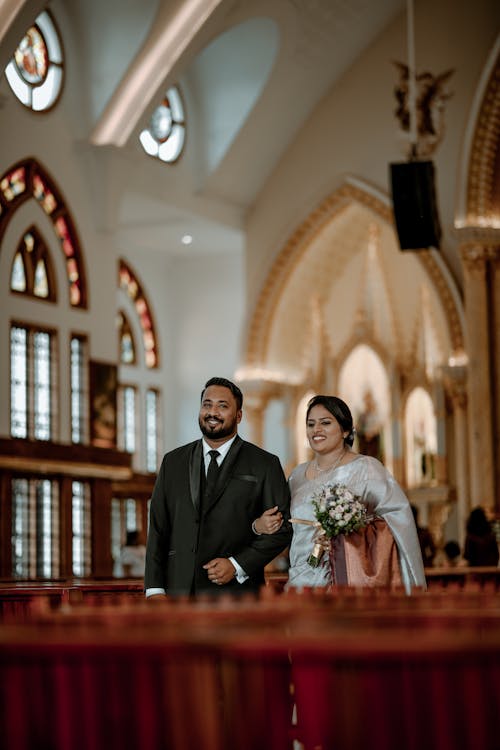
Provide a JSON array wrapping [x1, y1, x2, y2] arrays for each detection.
[[201, 377, 243, 410]]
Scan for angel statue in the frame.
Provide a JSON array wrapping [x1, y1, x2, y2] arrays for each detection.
[[392, 61, 455, 158]]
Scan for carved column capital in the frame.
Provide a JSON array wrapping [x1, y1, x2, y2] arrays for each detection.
[[457, 227, 500, 273], [441, 363, 468, 409]]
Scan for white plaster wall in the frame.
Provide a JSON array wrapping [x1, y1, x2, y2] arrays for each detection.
[[165, 249, 246, 449], [121, 247, 246, 453]]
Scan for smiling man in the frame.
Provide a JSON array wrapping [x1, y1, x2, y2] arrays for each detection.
[[145, 376, 292, 598]]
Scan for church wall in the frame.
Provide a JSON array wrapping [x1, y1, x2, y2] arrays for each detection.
[[154, 248, 245, 451], [245, 0, 499, 315], [0, 14, 246, 462]]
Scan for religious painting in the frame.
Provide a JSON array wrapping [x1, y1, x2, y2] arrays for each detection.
[[89, 360, 117, 448]]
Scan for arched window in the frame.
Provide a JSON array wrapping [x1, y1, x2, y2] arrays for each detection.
[[338, 344, 391, 469], [117, 260, 161, 477], [118, 260, 158, 368], [10, 227, 57, 301], [0, 160, 87, 307], [4, 9, 64, 112], [404, 387, 438, 487], [139, 85, 186, 163]]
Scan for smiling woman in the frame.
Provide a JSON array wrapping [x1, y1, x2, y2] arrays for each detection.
[[258, 394, 426, 594]]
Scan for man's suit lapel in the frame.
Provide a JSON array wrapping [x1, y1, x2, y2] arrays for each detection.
[[203, 435, 243, 515], [189, 440, 203, 511]]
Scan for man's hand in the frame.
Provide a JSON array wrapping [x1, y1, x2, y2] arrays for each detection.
[[203, 557, 236, 585], [253, 506, 283, 535]]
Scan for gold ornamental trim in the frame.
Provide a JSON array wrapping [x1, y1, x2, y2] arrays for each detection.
[[466, 54, 500, 223]]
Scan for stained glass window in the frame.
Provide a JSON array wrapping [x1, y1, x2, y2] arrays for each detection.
[[118, 311, 136, 364], [33, 173, 57, 214], [4, 10, 64, 112], [117, 260, 162, 471], [11, 253, 26, 292], [0, 166, 26, 201], [10, 229, 56, 301], [139, 86, 186, 163], [1, 160, 87, 308], [118, 260, 158, 368], [34, 259, 49, 297]]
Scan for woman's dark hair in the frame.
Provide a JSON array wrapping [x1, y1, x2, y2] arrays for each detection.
[[466, 507, 492, 536], [306, 395, 355, 447], [202, 377, 243, 410]]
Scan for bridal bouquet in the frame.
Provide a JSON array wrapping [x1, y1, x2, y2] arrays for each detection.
[[308, 483, 369, 567]]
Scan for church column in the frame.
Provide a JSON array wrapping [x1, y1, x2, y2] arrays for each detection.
[[281, 385, 298, 475], [442, 365, 468, 545], [459, 235, 497, 510], [491, 248, 500, 513], [433, 382, 447, 485], [390, 383, 404, 485], [242, 396, 265, 447]]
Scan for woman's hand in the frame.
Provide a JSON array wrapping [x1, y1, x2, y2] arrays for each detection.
[[253, 506, 283, 535]]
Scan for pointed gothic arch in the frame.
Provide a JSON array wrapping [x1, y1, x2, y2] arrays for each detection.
[[0, 158, 87, 307], [242, 181, 464, 374]]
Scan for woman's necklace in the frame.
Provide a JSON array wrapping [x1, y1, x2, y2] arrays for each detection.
[[314, 449, 346, 476]]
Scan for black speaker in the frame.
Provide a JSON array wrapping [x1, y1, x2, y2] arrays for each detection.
[[390, 160, 441, 250]]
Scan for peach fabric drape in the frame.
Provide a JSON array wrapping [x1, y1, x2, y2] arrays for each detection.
[[330, 518, 402, 587]]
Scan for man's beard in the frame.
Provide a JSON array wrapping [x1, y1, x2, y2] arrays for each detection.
[[198, 416, 237, 441]]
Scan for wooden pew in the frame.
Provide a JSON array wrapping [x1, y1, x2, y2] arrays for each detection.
[[1, 590, 499, 750], [0, 579, 144, 622]]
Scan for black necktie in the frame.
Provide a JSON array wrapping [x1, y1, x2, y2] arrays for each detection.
[[205, 449, 220, 499]]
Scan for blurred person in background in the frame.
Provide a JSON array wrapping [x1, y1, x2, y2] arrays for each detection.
[[463, 507, 499, 567]]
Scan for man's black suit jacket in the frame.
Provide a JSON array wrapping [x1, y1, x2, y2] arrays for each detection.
[[145, 435, 292, 595]]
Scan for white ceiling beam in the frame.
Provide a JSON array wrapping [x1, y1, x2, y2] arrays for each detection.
[[90, 0, 223, 147]]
